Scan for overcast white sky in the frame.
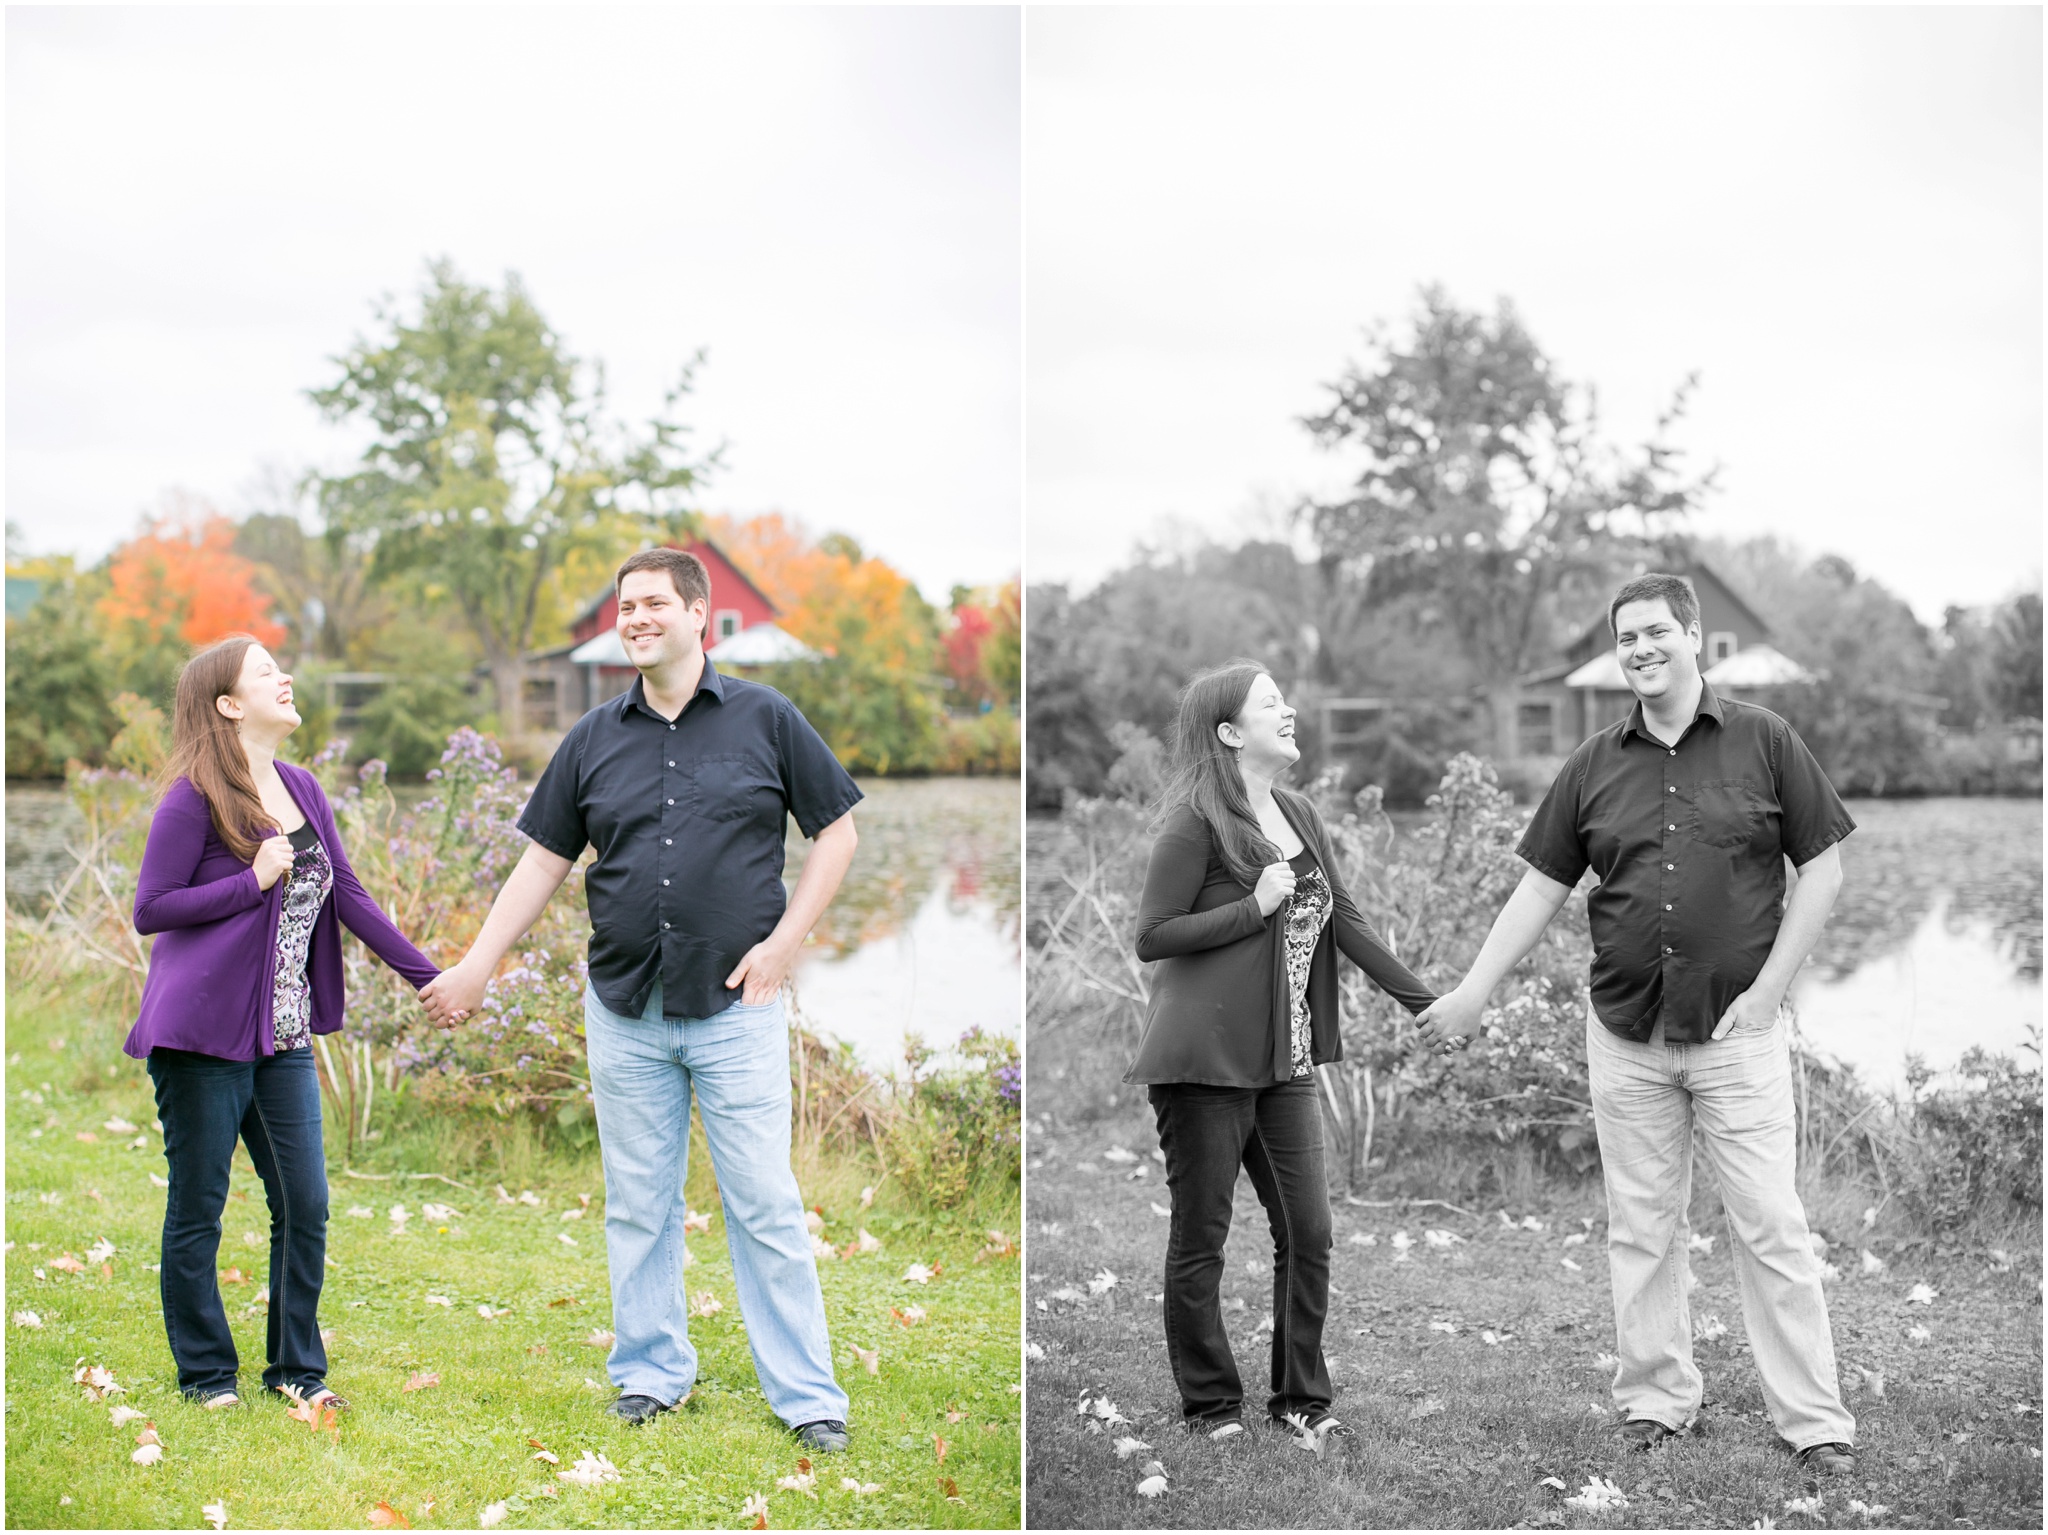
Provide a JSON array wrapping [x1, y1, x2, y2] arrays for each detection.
[[7, 6, 1020, 605], [1026, 6, 2042, 623]]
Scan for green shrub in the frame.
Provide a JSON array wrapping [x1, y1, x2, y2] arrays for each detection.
[[1895, 1043, 2043, 1229], [888, 1028, 1021, 1210], [349, 672, 478, 778]]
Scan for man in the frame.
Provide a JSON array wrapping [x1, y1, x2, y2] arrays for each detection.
[[1415, 573, 1858, 1475], [422, 547, 860, 1452]]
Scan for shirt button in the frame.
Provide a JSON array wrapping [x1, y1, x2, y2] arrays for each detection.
[[1666, 863, 1675, 870], [662, 879, 670, 886], [1668, 786, 1675, 793], [1668, 749, 1676, 756], [664, 838, 672, 846], [1668, 824, 1676, 831], [667, 798, 675, 806], [663, 922, 671, 930], [1663, 946, 1673, 954], [667, 761, 675, 767], [1665, 904, 1673, 911]]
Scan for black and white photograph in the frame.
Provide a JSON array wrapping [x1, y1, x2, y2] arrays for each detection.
[[1023, 7, 2042, 1529]]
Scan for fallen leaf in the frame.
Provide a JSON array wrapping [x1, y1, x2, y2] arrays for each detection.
[[689, 1291, 723, 1318], [1688, 1232, 1715, 1255], [903, 1263, 936, 1285], [1113, 1435, 1153, 1459], [585, 1328, 617, 1348], [220, 1268, 247, 1285], [479, 1501, 508, 1528], [136, 1424, 164, 1448], [86, 1238, 116, 1264], [1103, 1145, 1139, 1164], [977, 1231, 1016, 1261], [131, 1443, 164, 1466], [477, 1304, 509, 1320], [421, 1203, 456, 1222], [346, 1206, 372, 1218], [150, 1174, 170, 1188], [1025, 1341, 1046, 1361], [104, 1118, 138, 1134], [1783, 1492, 1824, 1516], [109, 1404, 145, 1427], [202, 1498, 229, 1529], [859, 1185, 875, 1209], [548, 1296, 578, 1307], [848, 1344, 879, 1375], [1136, 1474, 1167, 1498], [532, 1450, 559, 1465], [557, 1234, 578, 1247], [1408, 1396, 1445, 1420], [560, 1208, 584, 1222], [684, 1209, 712, 1234], [76, 1131, 99, 1144], [1860, 1248, 1886, 1276], [1907, 1325, 1932, 1343], [1561, 1232, 1588, 1247], [1151, 1202, 1173, 1219], [518, 1190, 541, 1207], [367, 1502, 410, 1528], [1087, 1267, 1118, 1295], [1539, 1476, 1567, 1491], [1695, 1314, 1728, 1343], [1906, 1282, 1938, 1306], [423, 1294, 452, 1307], [775, 1471, 817, 1498], [891, 1305, 927, 1326], [1423, 1228, 1464, 1248], [1560, 1257, 1583, 1272], [403, 1372, 440, 1392], [840, 1477, 881, 1494], [388, 1205, 410, 1226], [1565, 1477, 1629, 1512], [939, 1476, 961, 1500], [1428, 1320, 1458, 1335], [557, 1450, 621, 1488], [1858, 1367, 1886, 1400], [933, 1434, 949, 1463], [495, 1186, 516, 1205], [740, 1491, 769, 1528], [51, 1254, 86, 1275], [13, 1311, 42, 1329]]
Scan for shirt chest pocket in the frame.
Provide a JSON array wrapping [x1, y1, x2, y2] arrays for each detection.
[[685, 753, 780, 826], [1688, 778, 1764, 849]]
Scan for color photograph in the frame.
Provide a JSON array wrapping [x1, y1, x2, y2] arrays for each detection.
[[1023, 7, 2041, 1529], [6, 7, 1021, 1529]]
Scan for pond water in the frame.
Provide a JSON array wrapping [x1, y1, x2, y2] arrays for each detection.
[[4, 775, 1020, 1075], [1788, 797, 2040, 1094]]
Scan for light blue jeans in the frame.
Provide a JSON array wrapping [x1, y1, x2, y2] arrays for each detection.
[[1585, 1001, 1854, 1451], [582, 981, 848, 1427]]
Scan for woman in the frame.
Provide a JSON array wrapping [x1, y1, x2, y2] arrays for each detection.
[[1126, 659, 1436, 1441], [123, 634, 440, 1411]]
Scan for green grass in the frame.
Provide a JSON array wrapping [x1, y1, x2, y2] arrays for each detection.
[[1023, 1109, 2043, 1530], [4, 982, 1021, 1530]]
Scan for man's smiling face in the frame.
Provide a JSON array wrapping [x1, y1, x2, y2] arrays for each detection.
[[615, 569, 708, 672], [1613, 597, 1703, 704]]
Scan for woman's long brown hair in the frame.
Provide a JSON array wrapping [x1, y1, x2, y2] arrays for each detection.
[[159, 634, 275, 863], [1153, 658, 1282, 889]]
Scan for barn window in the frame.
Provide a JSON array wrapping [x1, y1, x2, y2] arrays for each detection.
[[715, 609, 743, 641], [1707, 631, 1737, 664]]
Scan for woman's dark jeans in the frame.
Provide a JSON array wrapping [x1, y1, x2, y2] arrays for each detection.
[[1149, 1077, 1334, 1425], [146, 1046, 329, 1401]]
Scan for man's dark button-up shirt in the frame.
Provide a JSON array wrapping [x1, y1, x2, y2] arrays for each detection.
[[1516, 682, 1854, 1045], [516, 664, 862, 1022]]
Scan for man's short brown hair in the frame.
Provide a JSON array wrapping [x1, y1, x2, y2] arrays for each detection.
[[616, 546, 711, 608], [1608, 572, 1700, 637]]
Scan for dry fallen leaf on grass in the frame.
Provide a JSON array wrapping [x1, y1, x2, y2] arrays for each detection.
[[109, 1404, 145, 1427], [1688, 1232, 1715, 1255], [131, 1443, 164, 1466], [839, 1478, 881, 1494], [933, 1434, 949, 1464], [1564, 1477, 1628, 1512], [1427, 1321, 1457, 1335], [848, 1344, 879, 1376], [1907, 1283, 1938, 1306], [689, 1292, 723, 1318], [1151, 1203, 1173, 1219], [532, 1450, 560, 1465], [74, 1362, 121, 1400], [14, 1311, 41, 1329], [1783, 1493, 1824, 1516], [76, 1132, 99, 1144], [585, 1328, 617, 1348], [684, 1209, 712, 1234], [1560, 1257, 1583, 1272], [1695, 1315, 1728, 1343], [903, 1263, 935, 1285], [557, 1234, 578, 1247], [1539, 1476, 1567, 1491], [219, 1268, 247, 1285], [403, 1371, 440, 1393], [518, 1190, 541, 1207], [1423, 1229, 1464, 1249], [1025, 1341, 1045, 1361], [495, 1186, 516, 1205], [136, 1425, 164, 1449], [477, 1305, 509, 1320], [892, 1305, 928, 1326], [1103, 1145, 1138, 1164], [367, 1501, 411, 1528], [1907, 1325, 1931, 1343], [1408, 1396, 1445, 1421], [388, 1205, 411, 1227], [1860, 1249, 1886, 1276], [1136, 1474, 1167, 1498], [51, 1254, 86, 1275], [775, 1471, 817, 1498], [150, 1174, 170, 1188], [202, 1498, 229, 1529], [478, 1501, 508, 1528], [1112, 1435, 1151, 1460], [560, 1208, 584, 1222], [104, 1118, 138, 1134], [740, 1491, 769, 1528], [558, 1450, 621, 1488], [86, 1238, 116, 1264], [1561, 1232, 1588, 1248], [421, 1203, 455, 1222], [1858, 1367, 1886, 1400]]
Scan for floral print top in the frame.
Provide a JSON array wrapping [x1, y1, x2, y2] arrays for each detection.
[[1281, 847, 1332, 1079], [271, 822, 333, 1053]]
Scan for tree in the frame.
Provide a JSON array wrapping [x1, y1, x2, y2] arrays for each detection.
[[6, 587, 122, 777], [310, 260, 715, 738], [1300, 286, 1717, 759], [1987, 590, 2043, 722], [95, 498, 287, 705]]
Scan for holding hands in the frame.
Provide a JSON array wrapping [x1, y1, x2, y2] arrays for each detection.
[[1413, 983, 1484, 1057], [420, 959, 489, 1030]]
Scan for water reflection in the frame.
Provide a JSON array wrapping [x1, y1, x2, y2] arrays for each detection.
[[787, 776, 1020, 1070], [1792, 798, 2041, 1093]]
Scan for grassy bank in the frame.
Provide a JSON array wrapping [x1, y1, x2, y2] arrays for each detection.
[[4, 981, 1021, 1531], [1023, 1109, 2042, 1531]]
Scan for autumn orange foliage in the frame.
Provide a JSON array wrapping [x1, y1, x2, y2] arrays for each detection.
[[97, 507, 285, 652], [705, 512, 932, 672]]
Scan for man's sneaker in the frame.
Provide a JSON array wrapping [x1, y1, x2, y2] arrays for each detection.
[[794, 1419, 851, 1453], [1618, 1417, 1675, 1450], [608, 1393, 671, 1426], [1797, 1441, 1857, 1476], [1185, 1414, 1244, 1441]]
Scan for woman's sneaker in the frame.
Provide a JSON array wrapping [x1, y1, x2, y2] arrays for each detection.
[[1187, 1413, 1244, 1441]]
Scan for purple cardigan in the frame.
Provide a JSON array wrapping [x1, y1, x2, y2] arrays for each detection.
[[123, 761, 439, 1061]]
